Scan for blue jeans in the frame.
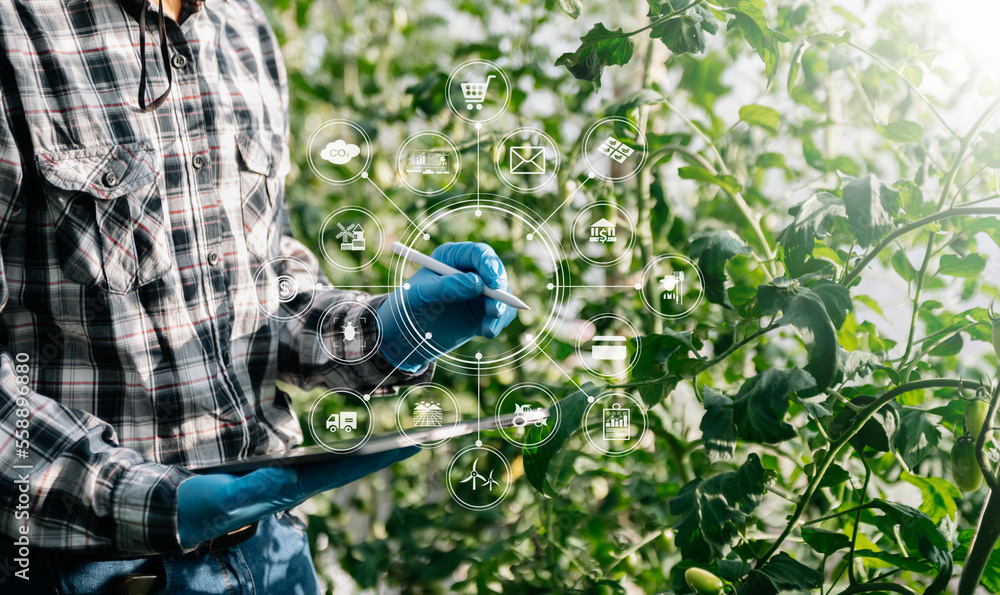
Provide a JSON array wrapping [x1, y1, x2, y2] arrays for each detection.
[[4, 511, 320, 594]]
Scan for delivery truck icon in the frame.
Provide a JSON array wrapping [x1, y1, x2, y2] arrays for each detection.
[[326, 411, 358, 433]]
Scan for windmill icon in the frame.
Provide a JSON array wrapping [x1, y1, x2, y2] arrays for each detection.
[[336, 222, 365, 251], [459, 457, 500, 491]]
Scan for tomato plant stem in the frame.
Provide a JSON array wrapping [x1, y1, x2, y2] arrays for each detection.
[[758, 378, 989, 569], [960, 383, 1000, 594], [840, 207, 1000, 287], [837, 583, 919, 595]]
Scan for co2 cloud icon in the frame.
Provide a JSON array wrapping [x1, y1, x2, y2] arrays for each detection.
[[320, 139, 361, 165]]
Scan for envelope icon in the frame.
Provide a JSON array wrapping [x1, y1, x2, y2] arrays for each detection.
[[510, 145, 546, 175]]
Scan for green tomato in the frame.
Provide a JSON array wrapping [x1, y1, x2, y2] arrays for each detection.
[[992, 318, 1000, 361], [952, 437, 984, 492], [966, 399, 994, 442], [625, 551, 642, 574], [685, 567, 724, 595]]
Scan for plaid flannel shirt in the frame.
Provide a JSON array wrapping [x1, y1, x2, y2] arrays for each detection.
[[0, 0, 428, 556]]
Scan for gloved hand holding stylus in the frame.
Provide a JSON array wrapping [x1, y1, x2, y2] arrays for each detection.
[[376, 242, 520, 372], [176, 447, 418, 548]]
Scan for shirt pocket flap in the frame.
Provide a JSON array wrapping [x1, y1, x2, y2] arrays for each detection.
[[236, 130, 282, 177], [34, 141, 158, 200]]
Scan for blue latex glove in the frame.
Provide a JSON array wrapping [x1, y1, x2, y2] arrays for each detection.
[[377, 242, 518, 372], [176, 446, 418, 548]]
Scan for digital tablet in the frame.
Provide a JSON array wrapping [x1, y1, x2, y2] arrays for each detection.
[[191, 407, 551, 474]]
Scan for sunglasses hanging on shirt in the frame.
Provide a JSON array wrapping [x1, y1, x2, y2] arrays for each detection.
[[137, 0, 173, 112]]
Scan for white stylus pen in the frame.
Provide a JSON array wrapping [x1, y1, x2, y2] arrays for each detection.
[[390, 241, 531, 311]]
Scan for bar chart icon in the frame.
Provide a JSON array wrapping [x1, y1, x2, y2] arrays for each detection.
[[603, 403, 630, 441]]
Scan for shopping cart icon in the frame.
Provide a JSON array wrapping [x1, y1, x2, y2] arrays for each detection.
[[461, 75, 496, 110]]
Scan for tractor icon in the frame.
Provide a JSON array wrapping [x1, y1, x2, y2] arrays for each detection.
[[512, 403, 547, 428]]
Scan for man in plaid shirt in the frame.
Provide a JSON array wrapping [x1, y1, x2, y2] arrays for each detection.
[[0, 0, 517, 592]]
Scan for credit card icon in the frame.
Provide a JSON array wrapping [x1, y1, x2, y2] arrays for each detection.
[[591, 336, 627, 361]]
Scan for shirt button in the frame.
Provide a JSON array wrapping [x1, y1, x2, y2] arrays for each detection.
[[207, 251, 220, 266], [171, 53, 188, 69], [221, 349, 231, 365], [192, 154, 206, 169], [102, 171, 119, 187]]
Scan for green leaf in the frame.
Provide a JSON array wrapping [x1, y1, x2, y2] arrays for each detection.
[[701, 368, 816, 456], [811, 280, 853, 329], [523, 383, 600, 496], [787, 41, 811, 93], [755, 152, 787, 169], [558, 0, 583, 18], [678, 166, 742, 195], [689, 229, 752, 309], [893, 409, 941, 469], [938, 253, 987, 277], [737, 552, 824, 594], [555, 50, 602, 86], [756, 276, 798, 315], [894, 179, 925, 214], [776, 192, 846, 276], [878, 120, 924, 143], [863, 499, 952, 590], [700, 387, 736, 461], [901, 471, 960, 523], [817, 462, 851, 487], [652, 16, 707, 55], [670, 453, 771, 562], [555, 23, 635, 87], [725, 1, 781, 79], [779, 291, 840, 390], [801, 527, 851, 555], [892, 249, 916, 282], [739, 104, 781, 133], [580, 23, 635, 66], [629, 331, 692, 406], [853, 549, 933, 573], [609, 89, 664, 118], [954, 529, 1000, 591], [841, 174, 901, 247]]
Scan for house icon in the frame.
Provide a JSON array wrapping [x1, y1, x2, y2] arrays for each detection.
[[589, 218, 616, 243], [336, 222, 365, 251]]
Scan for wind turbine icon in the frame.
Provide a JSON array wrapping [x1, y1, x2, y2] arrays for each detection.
[[459, 457, 500, 491]]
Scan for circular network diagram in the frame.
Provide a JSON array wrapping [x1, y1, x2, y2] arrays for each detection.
[[286, 59, 706, 510]]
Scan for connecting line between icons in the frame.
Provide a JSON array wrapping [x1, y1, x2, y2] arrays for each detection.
[[476, 126, 481, 209], [365, 334, 431, 397], [365, 175, 429, 237], [549, 285, 642, 289], [532, 341, 584, 393], [530, 174, 593, 234], [476, 357, 481, 441]]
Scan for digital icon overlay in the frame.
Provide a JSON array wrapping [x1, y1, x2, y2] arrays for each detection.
[[575, 314, 641, 377], [460, 75, 495, 111], [583, 392, 647, 456], [413, 401, 443, 427], [639, 253, 705, 319], [447, 445, 511, 510], [395, 383, 460, 447], [308, 389, 373, 454], [597, 136, 634, 163], [319, 206, 384, 272]]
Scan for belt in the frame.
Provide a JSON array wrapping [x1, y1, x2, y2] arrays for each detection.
[[192, 520, 259, 554], [115, 521, 259, 595]]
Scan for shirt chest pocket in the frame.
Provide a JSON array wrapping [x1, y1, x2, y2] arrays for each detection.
[[35, 142, 172, 294], [236, 131, 285, 260]]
